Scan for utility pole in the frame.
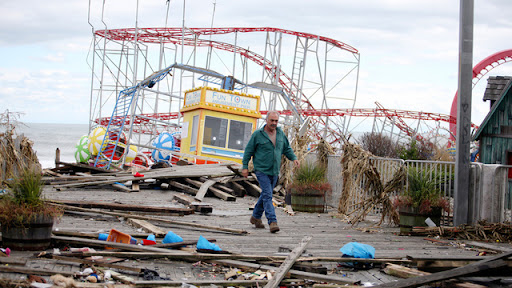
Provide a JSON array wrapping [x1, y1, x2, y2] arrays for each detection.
[[454, 0, 474, 225]]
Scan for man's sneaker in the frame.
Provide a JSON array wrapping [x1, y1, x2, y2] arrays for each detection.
[[250, 216, 265, 229], [269, 222, 280, 233]]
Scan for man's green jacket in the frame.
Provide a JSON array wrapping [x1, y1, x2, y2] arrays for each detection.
[[242, 125, 297, 176]]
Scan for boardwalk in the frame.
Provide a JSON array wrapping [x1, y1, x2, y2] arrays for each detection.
[[4, 185, 484, 286]]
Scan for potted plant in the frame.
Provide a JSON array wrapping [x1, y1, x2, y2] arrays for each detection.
[[288, 161, 332, 213], [0, 166, 63, 250], [394, 166, 451, 234]]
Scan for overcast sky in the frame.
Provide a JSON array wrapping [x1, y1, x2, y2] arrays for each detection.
[[1, 0, 512, 127]]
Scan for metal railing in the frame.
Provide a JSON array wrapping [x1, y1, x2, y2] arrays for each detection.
[[324, 155, 511, 224]]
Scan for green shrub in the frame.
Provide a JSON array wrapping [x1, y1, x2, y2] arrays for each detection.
[[394, 166, 450, 214], [289, 162, 332, 193]]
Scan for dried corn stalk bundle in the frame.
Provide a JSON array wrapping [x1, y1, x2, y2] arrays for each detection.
[[338, 140, 404, 226], [280, 125, 311, 189], [1, 111, 41, 187], [316, 138, 335, 170]]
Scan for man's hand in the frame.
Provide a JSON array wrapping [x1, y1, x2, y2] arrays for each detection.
[[241, 169, 249, 178], [293, 160, 300, 167]]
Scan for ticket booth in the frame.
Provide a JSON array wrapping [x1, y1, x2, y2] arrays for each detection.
[[180, 86, 261, 164]]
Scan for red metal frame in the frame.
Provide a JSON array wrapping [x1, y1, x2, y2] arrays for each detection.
[[449, 49, 512, 142]]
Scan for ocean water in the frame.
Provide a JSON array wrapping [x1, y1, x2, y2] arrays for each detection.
[[17, 123, 90, 169]]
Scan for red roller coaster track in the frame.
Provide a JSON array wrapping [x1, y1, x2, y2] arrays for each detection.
[[449, 49, 512, 141]]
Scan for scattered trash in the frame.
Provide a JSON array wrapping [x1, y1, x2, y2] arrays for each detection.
[[143, 269, 171, 280], [425, 217, 436, 227], [163, 231, 184, 244], [98, 233, 109, 241], [339, 242, 375, 270], [197, 235, 221, 251]]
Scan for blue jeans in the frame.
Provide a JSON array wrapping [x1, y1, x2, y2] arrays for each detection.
[[252, 171, 278, 224]]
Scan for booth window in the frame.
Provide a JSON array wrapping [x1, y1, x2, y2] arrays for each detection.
[[203, 116, 228, 148], [190, 115, 199, 146], [228, 120, 252, 150]]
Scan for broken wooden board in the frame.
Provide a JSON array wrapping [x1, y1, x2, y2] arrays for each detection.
[[186, 178, 236, 201], [375, 259, 507, 287], [50, 200, 194, 215], [52, 203, 248, 235], [241, 180, 261, 197], [126, 218, 167, 237], [50, 255, 142, 273], [212, 259, 359, 285], [195, 179, 216, 201], [383, 263, 488, 288], [112, 183, 135, 193], [172, 193, 213, 214], [264, 235, 313, 288], [53, 164, 235, 189], [170, 180, 199, 196]]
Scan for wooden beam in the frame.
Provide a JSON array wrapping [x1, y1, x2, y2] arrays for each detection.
[[242, 180, 261, 197], [126, 218, 167, 237], [51, 203, 248, 235], [169, 180, 199, 196], [172, 193, 213, 214], [51, 255, 142, 273], [49, 200, 194, 215], [195, 179, 216, 201], [212, 259, 358, 285], [0, 265, 76, 277], [375, 259, 507, 287], [264, 235, 312, 288], [111, 183, 135, 193]]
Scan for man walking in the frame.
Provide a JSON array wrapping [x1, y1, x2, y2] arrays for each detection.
[[242, 111, 300, 233]]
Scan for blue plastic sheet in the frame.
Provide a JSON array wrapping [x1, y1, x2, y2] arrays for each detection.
[[162, 231, 183, 244], [339, 242, 375, 259], [196, 235, 221, 251]]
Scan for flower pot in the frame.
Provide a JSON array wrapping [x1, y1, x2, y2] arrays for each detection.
[[1, 214, 54, 251], [291, 188, 326, 213], [398, 206, 441, 235]]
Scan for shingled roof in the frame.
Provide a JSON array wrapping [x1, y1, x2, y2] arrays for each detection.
[[483, 76, 512, 102]]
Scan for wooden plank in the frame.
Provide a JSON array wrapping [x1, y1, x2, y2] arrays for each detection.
[[383, 263, 488, 288], [51, 255, 142, 273], [264, 235, 313, 288], [195, 179, 216, 201], [0, 265, 76, 277], [208, 185, 236, 201], [126, 218, 167, 237], [226, 181, 246, 197], [172, 193, 213, 214], [188, 177, 236, 201], [464, 241, 512, 253], [170, 180, 199, 196], [212, 259, 358, 285], [52, 203, 248, 235], [112, 183, 135, 192], [53, 164, 235, 189], [50, 200, 194, 215], [242, 180, 261, 197], [375, 259, 507, 287], [383, 263, 430, 278]]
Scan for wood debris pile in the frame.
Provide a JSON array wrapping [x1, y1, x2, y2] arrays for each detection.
[[411, 222, 512, 242]]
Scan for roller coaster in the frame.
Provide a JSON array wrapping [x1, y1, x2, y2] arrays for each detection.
[[86, 7, 512, 168]]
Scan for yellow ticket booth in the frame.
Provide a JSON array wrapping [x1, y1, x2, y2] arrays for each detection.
[[180, 86, 261, 164]]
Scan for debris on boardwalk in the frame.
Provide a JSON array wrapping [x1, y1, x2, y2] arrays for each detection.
[[0, 162, 508, 287]]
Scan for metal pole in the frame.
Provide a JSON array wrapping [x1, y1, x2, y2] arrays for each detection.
[[454, 0, 474, 226]]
